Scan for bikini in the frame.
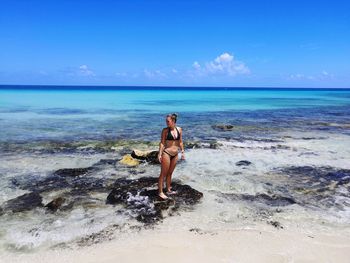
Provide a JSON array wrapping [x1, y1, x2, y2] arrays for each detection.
[[163, 126, 180, 159]]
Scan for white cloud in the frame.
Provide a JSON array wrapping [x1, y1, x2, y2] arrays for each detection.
[[192, 52, 250, 77], [192, 61, 201, 70], [79, 65, 95, 76], [288, 70, 334, 81], [115, 72, 127, 77], [144, 69, 167, 79]]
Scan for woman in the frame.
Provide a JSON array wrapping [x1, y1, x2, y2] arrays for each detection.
[[158, 113, 185, 200]]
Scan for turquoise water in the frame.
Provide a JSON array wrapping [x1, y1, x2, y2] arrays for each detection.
[[1, 88, 350, 115], [1, 87, 350, 142]]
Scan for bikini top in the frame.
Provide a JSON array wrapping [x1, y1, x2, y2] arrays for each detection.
[[166, 126, 180, 141]]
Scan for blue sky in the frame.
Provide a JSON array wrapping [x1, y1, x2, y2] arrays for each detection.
[[0, 0, 349, 87]]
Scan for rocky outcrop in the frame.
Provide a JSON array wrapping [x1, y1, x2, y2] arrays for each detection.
[[4, 162, 204, 227], [0, 192, 43, 214], [106, 176, 204, 224]]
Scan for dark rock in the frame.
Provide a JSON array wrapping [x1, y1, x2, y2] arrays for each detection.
[[235, 160, 252, 166], [53, 167, 94, 177], [1, 192, 43, 214], [277, 166, 350, 185], [91, 159, 118, 167], [45, 197, 66, 212], [273, 165, 350, 209], [131, 150, 159, 164], [220, 192, 296, 207], [271, 144, 291, 150], [212, 124, 235, 131], [106, 176, 203, 224], [14, 165, 115, 194]]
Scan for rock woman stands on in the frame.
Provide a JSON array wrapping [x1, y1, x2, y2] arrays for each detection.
[[157, 113, 185, 200]]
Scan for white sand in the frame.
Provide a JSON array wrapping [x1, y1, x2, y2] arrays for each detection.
[[2, 224, 350, 263]]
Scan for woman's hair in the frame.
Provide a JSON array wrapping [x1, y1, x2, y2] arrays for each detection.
[[167, 113, 178, 123]]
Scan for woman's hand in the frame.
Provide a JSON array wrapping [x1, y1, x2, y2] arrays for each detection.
[[158, 154, 162, 163], [181, 153, 185, 160]]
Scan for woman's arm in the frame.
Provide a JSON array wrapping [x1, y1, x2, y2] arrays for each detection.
[[179, 127, 185, 159], [158, 128, 166, 158]]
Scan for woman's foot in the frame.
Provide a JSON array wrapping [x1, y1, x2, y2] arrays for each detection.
[[166, 189, 177, 195], [158, 192, 169, 200]]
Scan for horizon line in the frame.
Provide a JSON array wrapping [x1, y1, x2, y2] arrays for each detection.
[[0, 84, 349, 90]]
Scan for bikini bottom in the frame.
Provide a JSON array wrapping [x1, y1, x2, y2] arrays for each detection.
[[163, 149, 178, 160]]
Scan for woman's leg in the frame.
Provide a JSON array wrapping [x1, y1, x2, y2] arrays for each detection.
[[166, 154, 178, 191], [158, 152, 170, 197]]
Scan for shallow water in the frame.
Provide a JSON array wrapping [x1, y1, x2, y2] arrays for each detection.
[[0, 87, 350, 252]]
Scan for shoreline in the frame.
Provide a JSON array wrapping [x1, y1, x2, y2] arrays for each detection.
[[2, 224, 350, 263]]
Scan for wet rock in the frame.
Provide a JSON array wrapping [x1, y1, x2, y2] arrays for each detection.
[[45, 197, 66, 212], [209, 141, 223, 149], [212, 124, 235, 131], [220, 192, 296, 207], [273, 165, 350, 209], [119, 154, 140, 166], [270, 144, 291, 150], [92, 158, 118, 167], [131, 149, 159, 164], [235, 160, 252, 166], [53, 167, 94, 177], [14, 169, 114, 194], [1, 192, 43, 214], [106, 176, 203, 224], [184, 141, 202, 149], [189, 227, 204, 234], [278, 166, 350, 185]]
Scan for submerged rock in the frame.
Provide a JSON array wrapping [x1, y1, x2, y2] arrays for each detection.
[[53, 167, 94, 177], [212, 124, 235, 131], [273, 165, 350, 209], [0, 192, 43, 214], [106, 176, 203, 224], [219, 192, 296, 207], [13, 166, 114, 194], [235, 160, 252, 166]]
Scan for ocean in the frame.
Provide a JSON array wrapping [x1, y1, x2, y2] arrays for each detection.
[[0, 86, 350, 254]]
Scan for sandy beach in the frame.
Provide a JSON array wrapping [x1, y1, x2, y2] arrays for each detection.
[[2, 223, 350, 263]]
